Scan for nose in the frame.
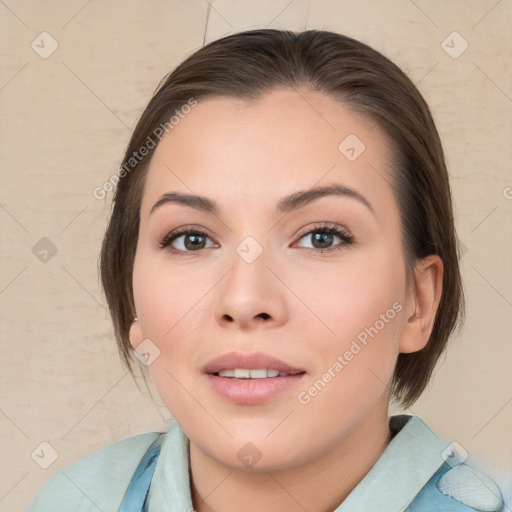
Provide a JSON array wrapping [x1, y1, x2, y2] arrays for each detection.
[[213, 245, 289, 330]]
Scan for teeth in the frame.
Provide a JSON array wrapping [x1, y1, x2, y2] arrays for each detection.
[[217, 369, 290, 378], [218, 369, 236, 377], [249, 369, 267, 378]]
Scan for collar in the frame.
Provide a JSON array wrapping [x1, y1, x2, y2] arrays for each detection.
[[335, 414, 451, 511], [146, 419, 194, 511], [147, 414, 451, 511]]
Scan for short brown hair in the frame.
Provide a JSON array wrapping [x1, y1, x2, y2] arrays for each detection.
[[100, 29, 464, 408]]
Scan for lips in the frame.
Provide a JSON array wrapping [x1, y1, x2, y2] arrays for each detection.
[[202, 352, 306, 405], [202, 352, 305, 376]]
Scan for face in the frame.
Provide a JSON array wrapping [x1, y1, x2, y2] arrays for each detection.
[[130, 88, 414, 471]]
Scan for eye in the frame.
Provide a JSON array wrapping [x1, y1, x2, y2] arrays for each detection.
[[295, 223, 354, 253], [159, 227, 217, 254], [159, 223, 353, 255]]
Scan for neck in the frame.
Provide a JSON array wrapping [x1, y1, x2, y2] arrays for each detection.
[[189, 405, 391, 512]]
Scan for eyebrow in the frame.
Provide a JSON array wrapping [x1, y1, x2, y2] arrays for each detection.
[[150, 183, 374, 216]]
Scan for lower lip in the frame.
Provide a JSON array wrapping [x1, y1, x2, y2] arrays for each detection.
[[205, 373, 306, 405]]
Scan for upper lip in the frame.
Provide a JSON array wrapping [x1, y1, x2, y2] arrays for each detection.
[[202, 352, 305, 375]]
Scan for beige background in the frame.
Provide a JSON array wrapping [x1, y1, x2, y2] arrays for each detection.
[[1, 1, 511, 510]]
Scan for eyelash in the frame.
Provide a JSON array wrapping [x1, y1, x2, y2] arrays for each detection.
[[158, 222, 354, 255]]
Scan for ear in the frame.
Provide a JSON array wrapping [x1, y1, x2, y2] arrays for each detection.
[[399, 255, 444, 354], [129, 318, 144, 349]]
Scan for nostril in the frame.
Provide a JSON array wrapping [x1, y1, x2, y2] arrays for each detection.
[[256, 313, 270, 320]]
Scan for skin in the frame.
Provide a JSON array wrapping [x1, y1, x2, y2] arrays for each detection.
[[129, 88, 443, 512]]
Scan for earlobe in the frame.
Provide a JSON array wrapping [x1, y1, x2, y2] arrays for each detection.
[[399, 255, 444, 353], [129, 318, 144, 349]]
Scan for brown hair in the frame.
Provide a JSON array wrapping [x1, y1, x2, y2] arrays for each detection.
[[100, 29, 464, 408]]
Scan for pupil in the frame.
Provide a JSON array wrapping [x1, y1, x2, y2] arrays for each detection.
[[185, 234, 205, 250], [313, 232, 332, 249]]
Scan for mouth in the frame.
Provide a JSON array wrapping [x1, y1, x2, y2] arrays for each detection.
[[214, 368, 303, 378], [203, 352, 306, 404], [202, 351, 305, 375]]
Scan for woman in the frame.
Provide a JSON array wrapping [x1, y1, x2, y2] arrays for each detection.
[[29, 29, 505, 512]]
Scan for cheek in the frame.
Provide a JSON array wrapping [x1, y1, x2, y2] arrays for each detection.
[[133, 252, 208, 340], [295, 247, 407, 394], [300, 248, 406, 340], [133, 267, 206, 418], [294, 262, 405, 428], [132, 253, 212, 400]]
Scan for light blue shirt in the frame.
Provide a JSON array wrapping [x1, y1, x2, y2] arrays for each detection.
[[28, 414, 505, 511]]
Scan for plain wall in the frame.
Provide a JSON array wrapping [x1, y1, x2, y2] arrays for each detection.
[[0, 1, 511, 510]]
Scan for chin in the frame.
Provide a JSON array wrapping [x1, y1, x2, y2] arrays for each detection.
[[207, 430, 310, 471]]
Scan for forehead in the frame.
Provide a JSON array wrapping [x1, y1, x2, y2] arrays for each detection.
[[141, 88, 395, 218]]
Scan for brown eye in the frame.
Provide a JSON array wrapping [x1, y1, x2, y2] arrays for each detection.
[[160, 228, 216, 254], [296, 225, 354, 253]]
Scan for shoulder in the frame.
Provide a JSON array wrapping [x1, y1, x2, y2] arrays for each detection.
[[28, 431, 161, 512], [409, 461, 506, 512], [388, 415, 505, 512]]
